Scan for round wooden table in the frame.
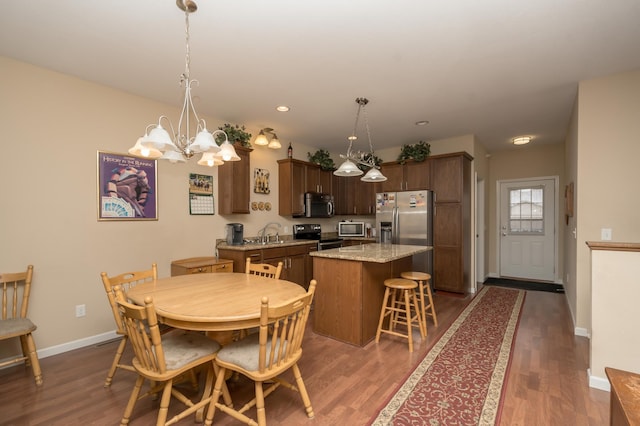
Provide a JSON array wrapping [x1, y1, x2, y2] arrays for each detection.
[[126, 272, 306, 332]]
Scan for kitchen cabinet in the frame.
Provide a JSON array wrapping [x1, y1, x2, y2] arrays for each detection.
[[306, 165, 333, 194], [170, 257, 234, 276], [218, 145, 252, 214], [278, 159, 307, 216], [379, 160, 430, 192], [279, 159, 336, 217], [334, 176, 376, 216], [217, 242, 316, 287], [430, 152, 472, 293]]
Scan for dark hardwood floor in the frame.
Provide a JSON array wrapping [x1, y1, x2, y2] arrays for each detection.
[[0, 287, 609, 425]]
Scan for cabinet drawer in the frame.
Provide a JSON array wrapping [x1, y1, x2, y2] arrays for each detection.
[[184, 265, 212, 274], [212, 262, 233, 273], [287, 244, 313, 256], [262, 246, 288, 260]]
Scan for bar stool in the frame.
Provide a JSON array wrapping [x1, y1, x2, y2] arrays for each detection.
[[375, 278, 425, 352], [401, 271, 438, 337]]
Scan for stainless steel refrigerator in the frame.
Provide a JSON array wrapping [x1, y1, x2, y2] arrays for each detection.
[[375, 190, 434, 281]]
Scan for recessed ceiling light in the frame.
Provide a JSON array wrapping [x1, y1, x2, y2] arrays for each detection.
[[415, 120, 429, 126], [512, 136, 532, 145], [276, 105, 290, 112]]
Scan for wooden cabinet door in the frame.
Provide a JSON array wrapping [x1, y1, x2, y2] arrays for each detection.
[[218, 145, 251, 214], [431, 155, 463, 203], [278, 159, 306, 216], [284, 253, 307, 286], [305, 164, 320, 193], [433, 196, 464, 292], [404, 161, 430, 190], [335, 176, 357, 215], [379, 163, 404, 192], [318, 169, 333, 195], [355, 179, 376, 215]]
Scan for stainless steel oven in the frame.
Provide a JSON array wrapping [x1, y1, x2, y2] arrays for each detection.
[[293, 223, 343, 250]]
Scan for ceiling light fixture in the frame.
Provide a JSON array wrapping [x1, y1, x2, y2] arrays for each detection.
[[128, 0, 238, 167], [334, 97, 387, 182], [512, 136, 532, 145], [276, 105, 290, 112], [254, 128, 282, 149]]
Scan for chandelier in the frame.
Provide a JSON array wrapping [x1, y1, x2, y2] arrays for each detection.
[[334, 97, 387, 182], [128, 0, 239, 166]]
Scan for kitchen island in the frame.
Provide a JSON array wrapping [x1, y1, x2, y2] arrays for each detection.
[[310, 243, 431, 346]]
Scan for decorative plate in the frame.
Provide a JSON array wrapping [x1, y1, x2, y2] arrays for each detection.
[[265, 202, 272, 211], [251, 202, 258, 211], [258, 202, 265, 211]]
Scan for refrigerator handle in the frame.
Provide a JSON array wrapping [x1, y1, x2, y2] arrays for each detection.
[[393, 207, 400, 244]]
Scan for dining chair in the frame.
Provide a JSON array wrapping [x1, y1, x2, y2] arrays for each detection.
[[114, 286, 232, 426], [0, 265, 42, 386], [100, 263, 158, 387], [245, 257, 283, 279], [205, 280, 317, 426]]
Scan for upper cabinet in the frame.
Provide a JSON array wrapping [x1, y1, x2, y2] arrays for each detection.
[[278, 159, 307, 217], [379, 160, 430, 192], [334, 176, 377, 216], [218, 145, 252, 214], [305, 165, 333, 194]]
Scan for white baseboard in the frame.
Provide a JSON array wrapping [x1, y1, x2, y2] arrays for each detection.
[[588, 369, 611, 392], [38, 331, 119, 359]]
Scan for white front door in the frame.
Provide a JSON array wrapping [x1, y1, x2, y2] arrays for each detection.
[[499, 178, 557, 281]]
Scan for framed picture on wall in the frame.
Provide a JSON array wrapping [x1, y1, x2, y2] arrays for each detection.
[[97, 151, 158, 221]]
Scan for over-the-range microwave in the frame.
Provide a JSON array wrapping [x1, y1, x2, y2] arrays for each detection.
[[338, 221, 365, 237]]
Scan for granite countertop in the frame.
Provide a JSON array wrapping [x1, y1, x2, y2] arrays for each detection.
[[310, 243, 432, 263], [217, 239, 317, 251]]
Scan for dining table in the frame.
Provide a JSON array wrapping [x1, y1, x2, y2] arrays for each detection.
[[125, 272, 307, 333]]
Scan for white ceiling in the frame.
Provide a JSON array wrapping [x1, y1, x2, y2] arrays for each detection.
[[2, 0, 639, 156]]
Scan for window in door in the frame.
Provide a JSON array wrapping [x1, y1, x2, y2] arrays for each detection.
[[508, 187, 544, 234]]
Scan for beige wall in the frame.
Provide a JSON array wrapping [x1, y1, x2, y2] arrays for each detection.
[[573, 69, 640, 335], [486, 144, 566, 279]]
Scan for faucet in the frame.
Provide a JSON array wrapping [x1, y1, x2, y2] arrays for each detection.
[[258, 222, 282, 243]]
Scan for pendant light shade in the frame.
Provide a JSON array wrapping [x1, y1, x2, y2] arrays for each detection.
[[197, 152, 224, 167], [217, 140, 241, 161], [128, 136, 163, 159], [361, 167, 387, 182], [334, 159, 363, 176]]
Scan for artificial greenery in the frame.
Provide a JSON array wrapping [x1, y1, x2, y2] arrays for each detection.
[[307, 149, 336, 171], [216, 123, 252, 148], [357, 153, 383, 171], [397, 140, 431, 163]]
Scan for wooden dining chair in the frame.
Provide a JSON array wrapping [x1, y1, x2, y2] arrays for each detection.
[[205, 280, 317, 426], [245, 257, 283, 279], [114, 286, 232, 426], [100, 263, 158, 387], [0, 265, 42, 386]]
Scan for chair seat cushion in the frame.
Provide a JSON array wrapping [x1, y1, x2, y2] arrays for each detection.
[[217, 333, 288, 372], [0, 318, 36, 339], [162, 331, 221, 371]]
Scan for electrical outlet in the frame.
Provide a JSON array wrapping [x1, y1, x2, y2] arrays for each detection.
[[601, 228, 612, 241], [75, 304, 86, 318]]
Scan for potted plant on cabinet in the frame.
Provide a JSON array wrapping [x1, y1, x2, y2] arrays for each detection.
[[216, 123, 252, 148], [307, 149, 336, 171], [397, 140, 431, 164]]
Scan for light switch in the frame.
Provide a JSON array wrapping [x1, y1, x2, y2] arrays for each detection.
[[601, 228, 612, 241]]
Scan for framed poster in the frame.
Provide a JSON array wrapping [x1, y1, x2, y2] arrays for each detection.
[[97, 151, 158, 221], [189, 173, 214, 215]]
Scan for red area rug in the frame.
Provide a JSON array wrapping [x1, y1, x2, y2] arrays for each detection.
[[370, 286, 525, 426]]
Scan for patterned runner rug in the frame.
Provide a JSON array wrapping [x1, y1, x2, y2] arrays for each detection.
[[370, 286, 525, 426]]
